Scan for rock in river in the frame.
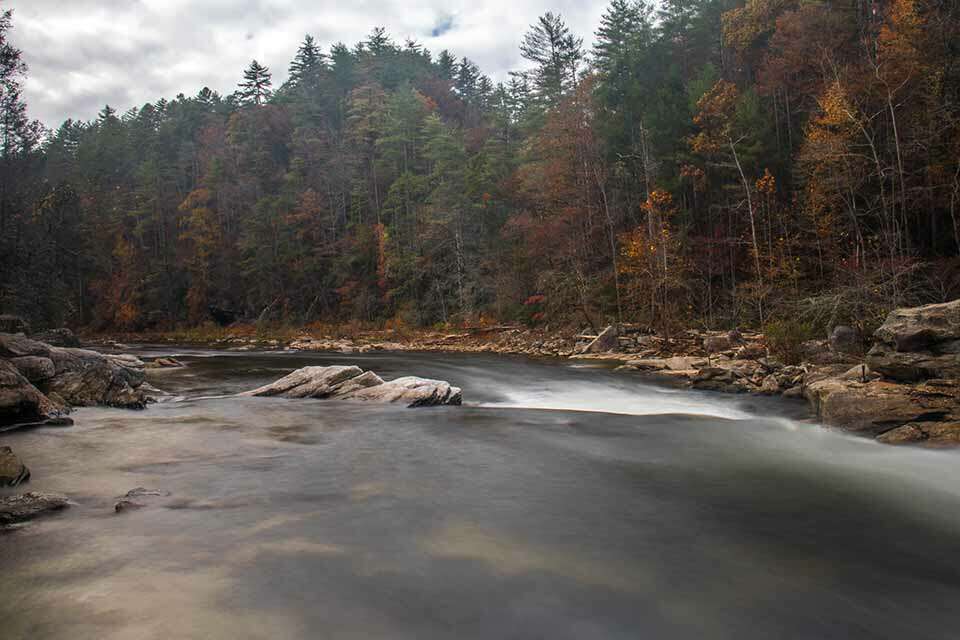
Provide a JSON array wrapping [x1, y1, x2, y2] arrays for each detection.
[[243, 365, 462, 407], [0, 446, 30, 486], [0, 492, 69, 525]]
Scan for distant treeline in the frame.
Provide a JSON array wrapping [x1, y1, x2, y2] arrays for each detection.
[[1, 0, 958, 334]]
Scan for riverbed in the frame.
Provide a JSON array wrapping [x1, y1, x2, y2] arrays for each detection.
[[2, 348, 959, 639]]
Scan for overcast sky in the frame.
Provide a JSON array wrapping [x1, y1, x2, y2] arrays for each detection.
[[7, 0, 612, 128]]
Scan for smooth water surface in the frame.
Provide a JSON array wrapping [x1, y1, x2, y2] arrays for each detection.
[[2, 349, 959, 639]]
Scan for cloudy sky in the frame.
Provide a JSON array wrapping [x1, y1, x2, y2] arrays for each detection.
[[7, 0, 612, 127]]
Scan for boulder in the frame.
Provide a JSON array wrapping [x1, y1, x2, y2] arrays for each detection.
[[10, 356, 55, 382], [44, 347, 147, 409], [340, 376, 463, 407], [582, 326, 619, 354], [0, 315, 30, 335], [877, 422, 960, 446], [804, 377, 958, 440], [0, 446, 30, 486], [866, 300, 960, 381], [0, 333, 50, 359], [242, 365, 462, 407], [830, 325, 861, 355], [0, 492, 69, 525], [0, 360, 59, 427], [32, 328, 81, 347]]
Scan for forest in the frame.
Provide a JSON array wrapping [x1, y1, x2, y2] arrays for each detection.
[[0, 0, 958, 336]]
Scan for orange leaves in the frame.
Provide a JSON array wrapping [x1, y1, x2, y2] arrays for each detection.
[[690, 80, 739, 155], [756, 169, 776, 196]]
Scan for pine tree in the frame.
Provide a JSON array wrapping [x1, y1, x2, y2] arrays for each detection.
[[519, 12, 583, 108], [288, 35, 325, 85], [238, 60, 273, 106]]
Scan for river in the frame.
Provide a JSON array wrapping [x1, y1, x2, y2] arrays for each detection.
[[2, 348, 959, 639]]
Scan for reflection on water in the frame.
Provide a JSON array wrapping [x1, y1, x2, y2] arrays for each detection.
[[1, 349, 959, 639]]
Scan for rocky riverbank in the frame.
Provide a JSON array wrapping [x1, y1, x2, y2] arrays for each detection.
[[196, 300, 959, 446]]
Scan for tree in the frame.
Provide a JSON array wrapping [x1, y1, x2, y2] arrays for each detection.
[[288, 35, 325, 85], [238, 60, 273, 106], [519, 12, 583, 108]]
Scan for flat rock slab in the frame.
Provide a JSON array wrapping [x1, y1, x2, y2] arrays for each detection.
[[242, 365, 462, 407], [0, 492, 69, 525]]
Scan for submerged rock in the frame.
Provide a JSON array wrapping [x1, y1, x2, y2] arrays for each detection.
[[0, 446, 30, 486], [114, 487, 171, 513], [243, 365, 462, 407], [0, 492, 69, 525]]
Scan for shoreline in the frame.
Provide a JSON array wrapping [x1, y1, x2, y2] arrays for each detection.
[[88, 312, 960, 447]]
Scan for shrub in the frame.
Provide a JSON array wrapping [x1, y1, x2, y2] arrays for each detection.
[[764, 319, 818, 365]]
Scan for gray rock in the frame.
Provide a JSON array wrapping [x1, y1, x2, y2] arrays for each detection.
[[866, 300, 960, 381], [830, 325, 861, 354], [0, 492, 69, 525], [0, 333, 50, 358], [0, 446, 30, 486], [242, 365, 462, 407], [10, 356, 55, 382], [582, 326, 619, 354], [44, 347, 147, 409], [0, 360, 58, 427]]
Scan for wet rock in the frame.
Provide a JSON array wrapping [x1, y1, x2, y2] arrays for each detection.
[[0, 492, 68, 525], [866, 300, 960, 381], [0, 315, 30, 335], [877, 422, 960, 446], [0, 360, 58, 427], [804, 377, 958, 440], [0, 446, 30, 486], [114, 487, 171, 513], [341, 376, 463, 407], [582, 326, 619, 354], [32, 328, 81, 347], [243, 365, 462, 407], [243, 365, 367, 398], [145, 357, 185, 369], [760, 374, 781, 395], [10, 356, 55, 382], [44, 347, 147, 409]]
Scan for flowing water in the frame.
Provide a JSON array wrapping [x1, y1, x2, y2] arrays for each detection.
[[2, 348, 960, 639]]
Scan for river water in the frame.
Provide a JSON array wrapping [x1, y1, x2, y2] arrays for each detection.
[[2, 348, 959, 639]]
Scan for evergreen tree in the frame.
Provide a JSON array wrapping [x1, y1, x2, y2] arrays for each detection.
[[288, 35, 325, 85], [519, 12, 583, 108], [238, 60, 273, 106]]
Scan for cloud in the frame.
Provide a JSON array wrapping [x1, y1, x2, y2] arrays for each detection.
[[6, 0, 611, 127]]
